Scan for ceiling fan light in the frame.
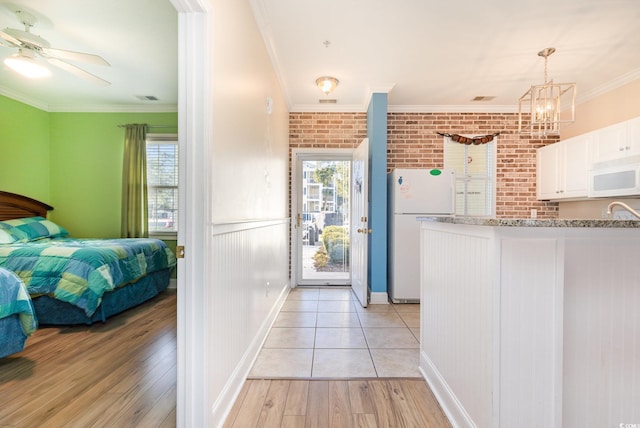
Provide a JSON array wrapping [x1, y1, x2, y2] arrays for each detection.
[[4, 53, 51, 79]]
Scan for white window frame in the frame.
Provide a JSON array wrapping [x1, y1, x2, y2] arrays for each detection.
[[146, 133, 179, 239], [443, 135, 497, 217]]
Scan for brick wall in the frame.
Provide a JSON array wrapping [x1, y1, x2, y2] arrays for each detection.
[[289, 111, 559, 219], [288, 112, 367, 217]]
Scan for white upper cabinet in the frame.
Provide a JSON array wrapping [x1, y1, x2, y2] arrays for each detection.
[[563, 134, 592, 197], [592, 117, 640, 163], [537, 133, 592, 200], [537, 143, 561, 200], [537, 116, 640, 201], [627, 116, 640, 157]]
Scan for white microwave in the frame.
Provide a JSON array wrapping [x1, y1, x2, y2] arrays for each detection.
[[588, 155, 640, 197]]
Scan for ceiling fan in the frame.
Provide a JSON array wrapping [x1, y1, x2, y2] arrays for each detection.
[[0, 9, 110, 86]]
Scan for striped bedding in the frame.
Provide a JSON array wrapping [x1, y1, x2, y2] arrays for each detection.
[[0, 238, 176, 317]]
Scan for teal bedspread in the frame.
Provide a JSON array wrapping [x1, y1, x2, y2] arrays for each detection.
[[0, 238, 176, 317], [0, 267, 36, 336]]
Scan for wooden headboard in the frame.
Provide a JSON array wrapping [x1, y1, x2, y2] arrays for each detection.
[[0, 191, 53, 220]]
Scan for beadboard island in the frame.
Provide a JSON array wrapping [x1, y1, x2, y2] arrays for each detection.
[[417, 217, 640, 428]]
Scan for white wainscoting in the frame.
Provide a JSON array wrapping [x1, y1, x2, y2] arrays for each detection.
[[207, 219, 290, 425], [420, 222, 640, 428], [498, 237, 563, 428], [420, 227, 493, 428], [563, 237, 640, 427]]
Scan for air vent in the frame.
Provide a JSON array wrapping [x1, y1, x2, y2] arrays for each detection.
[[135, 95, 159, 101], [472, 96, 495, 101], [319, 99, 337, 104]]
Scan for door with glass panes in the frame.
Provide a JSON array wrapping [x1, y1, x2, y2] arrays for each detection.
[[293, 152, 351, 286]]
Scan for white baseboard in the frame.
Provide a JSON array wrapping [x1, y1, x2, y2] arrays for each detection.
[[419, 350, 475, 428], [168, 278, 177, 289], [369, 291, 389, 304], [212, 282, 290, 426]]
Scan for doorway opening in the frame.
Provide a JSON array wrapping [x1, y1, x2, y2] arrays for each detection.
[[293, 151, 352, 286]]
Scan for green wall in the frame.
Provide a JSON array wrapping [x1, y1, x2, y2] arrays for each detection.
[[1, 95, 178, 239], [49, 112, 177, 238], [0, 96, 50, 202]]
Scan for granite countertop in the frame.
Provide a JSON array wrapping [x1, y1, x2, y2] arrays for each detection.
[[417, 216, 640, 228]]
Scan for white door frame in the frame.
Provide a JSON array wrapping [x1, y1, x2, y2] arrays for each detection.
[[170, 0, 211, 426], [291, 148, 354, 287]]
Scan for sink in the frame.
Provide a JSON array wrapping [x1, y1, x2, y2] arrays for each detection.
[[607, 201, 640, 220]]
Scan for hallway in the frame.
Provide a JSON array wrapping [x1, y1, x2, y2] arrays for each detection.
[[230, 288, 452, 426], [249, 287, 420, 378]]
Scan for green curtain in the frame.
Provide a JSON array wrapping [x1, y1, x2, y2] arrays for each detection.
[[121, 124, 148, 238]]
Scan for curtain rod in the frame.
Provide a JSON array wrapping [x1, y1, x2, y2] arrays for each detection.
[[117, 124, 176, 129]]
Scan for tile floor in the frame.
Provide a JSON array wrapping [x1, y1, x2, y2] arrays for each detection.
[[249, 287, 421, 379]]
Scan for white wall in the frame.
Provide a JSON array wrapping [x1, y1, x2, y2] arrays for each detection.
[[198, 0, 290, 425], [211, 1, 288, 221], [562, 79, 640, 139]]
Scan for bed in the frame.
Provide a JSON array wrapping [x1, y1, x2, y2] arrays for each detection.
[[0, 191, 176, 325], [0, 266, 37, 358]]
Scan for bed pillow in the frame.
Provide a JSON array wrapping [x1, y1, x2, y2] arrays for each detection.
[[0, 225, 18, 243], [0, 222, 27, 243], [0, 217, 69, 242]]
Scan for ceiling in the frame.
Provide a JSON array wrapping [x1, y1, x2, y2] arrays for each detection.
[[1, 0, 639, 113], [0, 0, 178, 112]]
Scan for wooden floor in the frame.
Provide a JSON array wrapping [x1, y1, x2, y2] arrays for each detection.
[[0, 290, 177, 428], [2, 290, 451, 427], [223, 378, 452, 428]]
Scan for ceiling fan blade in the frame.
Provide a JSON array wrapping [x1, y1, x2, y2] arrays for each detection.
[[47, 57, 111, 86], [43, 47, 110, 66], [0, 29, 22, 47]]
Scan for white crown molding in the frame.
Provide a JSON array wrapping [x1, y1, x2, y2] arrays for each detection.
[[0, 85, 177, 112], [290, 103, 368, 113], [388, 104, 519, 113], [249, 0, 294, 110], [576, 67, 640, 105], [48, 104, 178, 113], [0, 87, 49, 111], [290, 102, 522, 114]]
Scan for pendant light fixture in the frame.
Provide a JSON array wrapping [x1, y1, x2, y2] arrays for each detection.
[[518, 47, 576, 136]]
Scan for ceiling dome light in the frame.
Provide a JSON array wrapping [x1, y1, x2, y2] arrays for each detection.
[[316, 76, 339, 95], [4, 50, 51, 79]]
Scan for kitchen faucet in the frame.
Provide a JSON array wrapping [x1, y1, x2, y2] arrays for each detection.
[[606, 201, 640, 220]]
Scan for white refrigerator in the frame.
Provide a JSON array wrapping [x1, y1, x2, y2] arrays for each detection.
[[387, 168, 455, 302]]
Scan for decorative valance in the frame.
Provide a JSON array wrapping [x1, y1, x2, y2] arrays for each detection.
[[437, 132, 500, 145]]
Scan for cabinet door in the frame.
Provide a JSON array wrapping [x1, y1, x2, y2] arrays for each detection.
[[626, 117, 640, 157], [537, 144, 560, 200], [593, 121, 628, 162], [562, 134, 591, 198]]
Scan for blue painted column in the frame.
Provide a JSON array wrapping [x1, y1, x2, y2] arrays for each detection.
[[366, 93, 387, 296]]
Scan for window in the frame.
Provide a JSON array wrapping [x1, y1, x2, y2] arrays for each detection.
[[146, 134, 178, 235], [444, 136, 496, 217]]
